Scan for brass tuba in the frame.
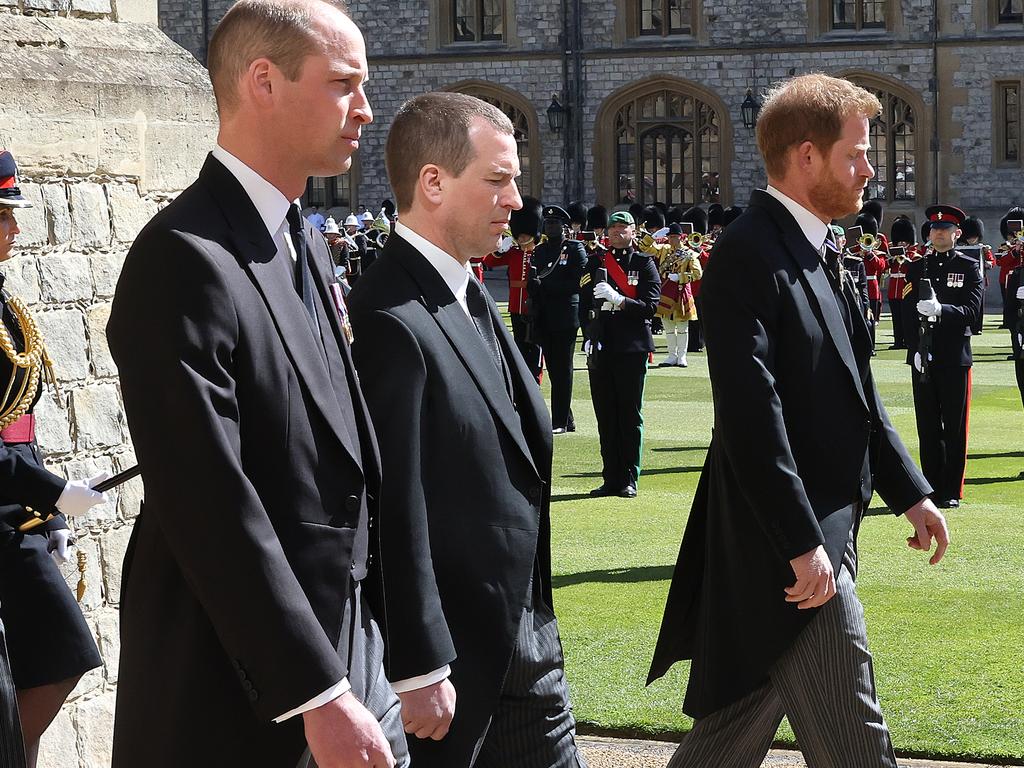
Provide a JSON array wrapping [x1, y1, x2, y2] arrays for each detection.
[[687, 232, 705, 249]]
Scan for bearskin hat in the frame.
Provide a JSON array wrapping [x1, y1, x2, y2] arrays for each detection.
[[723, 205, 743, 228], [567, 201, 588, 226], [681, 206, 709, 235], [960, 215, 985, 242], [855, 213, 879, 236], [586, 204, 608, 230], [510, 196, 543, 241], [1000, 207, 1024, 240]]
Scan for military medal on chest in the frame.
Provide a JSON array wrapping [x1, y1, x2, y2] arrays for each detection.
[[947, 272, 964, 288], [627, 270, 639, 286], [328, 282, 355, 344]]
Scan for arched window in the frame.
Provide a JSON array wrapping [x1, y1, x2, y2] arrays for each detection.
[[847, 78, 918, 203], [607, 85, 723, 207], [447, 82, 542, 197]]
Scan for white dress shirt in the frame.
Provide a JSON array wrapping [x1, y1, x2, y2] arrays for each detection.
[[395, 221, 473, 318], [764, 184, 831, 254], [211, 145, 352, 722]]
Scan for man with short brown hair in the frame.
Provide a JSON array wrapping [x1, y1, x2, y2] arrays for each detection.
[[348, 91, 587, 768], [108, 2, 406, 766], [649, 73, 950, 768]]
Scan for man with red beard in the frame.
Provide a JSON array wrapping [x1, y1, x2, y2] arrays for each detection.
[[650, 74, 949, 768]]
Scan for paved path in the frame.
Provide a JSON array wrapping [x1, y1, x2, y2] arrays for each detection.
[[578, 735, 1014, 768]]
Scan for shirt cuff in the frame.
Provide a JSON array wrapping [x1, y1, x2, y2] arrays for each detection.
[[272, 677, 351, 723], [390, 665, 452, 694]]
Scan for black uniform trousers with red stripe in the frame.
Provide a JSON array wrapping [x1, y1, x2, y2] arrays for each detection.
[[911, 365, 971, 502]]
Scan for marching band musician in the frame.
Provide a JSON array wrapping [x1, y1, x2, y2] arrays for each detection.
[[679, 207, 710, 355], [855, 212, 888, 353], [581, 210, 660, 498], [484, 196, 544, 383], [639, 222, 702, 367], [0, 150, 108, 768], [529, 206, 588, 433], [997, 207, 1024, 333], [567, 201, 588, 240], [900, 205, 983, 510], [840, 224, 869, 314], [887, 215, 918, 349], [586, 204, 609, 245], [959, 215, 995, 335]]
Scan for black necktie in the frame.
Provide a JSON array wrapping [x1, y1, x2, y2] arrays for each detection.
[[286, 204, 318, 322], [466, 277, 514, 401]]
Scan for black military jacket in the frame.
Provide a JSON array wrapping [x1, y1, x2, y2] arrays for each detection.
[[900, 249, 983, 368], [581, 246, 660, 353], [528, 238, 587, 331]]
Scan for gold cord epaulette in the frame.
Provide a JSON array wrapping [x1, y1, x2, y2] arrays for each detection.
[[0, 295, 55, 430]]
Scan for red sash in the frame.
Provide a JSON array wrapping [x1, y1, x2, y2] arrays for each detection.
[[602, 251, 638, 299], [0, 414, 35, 444]]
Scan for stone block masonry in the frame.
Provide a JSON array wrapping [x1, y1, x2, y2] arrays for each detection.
[[3, 1, 217, 763]]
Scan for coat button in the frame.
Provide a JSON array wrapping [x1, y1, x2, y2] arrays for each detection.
[[249, 689, 259, 702], [346, 495, 360, 513]]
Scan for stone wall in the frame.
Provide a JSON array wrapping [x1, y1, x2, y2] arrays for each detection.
[[2, 2, 216, 765]]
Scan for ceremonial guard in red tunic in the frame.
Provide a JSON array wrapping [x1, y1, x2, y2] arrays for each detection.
[[997, 208, 1024, 333], [887, 216, 917, 349], [484, 196, 544, 382]]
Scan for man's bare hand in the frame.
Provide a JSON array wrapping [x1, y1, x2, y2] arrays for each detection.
[[785, 545, 836, 609], [904, 497, 950, 565], [398, 679, 456, 741], [303, 691, 395, 768]]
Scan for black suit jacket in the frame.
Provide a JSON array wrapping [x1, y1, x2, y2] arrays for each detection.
[[529, 238, 587, 331], [107, 155, 381, 766], [648, 190, 931, 718], [900, 250, 983, 368], [347, 233, 553, 768]]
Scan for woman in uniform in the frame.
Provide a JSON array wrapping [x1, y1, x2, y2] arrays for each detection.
[[0, 150, 107, 766]]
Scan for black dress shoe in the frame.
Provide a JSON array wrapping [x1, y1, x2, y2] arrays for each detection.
[[618, 484, 637, 498], [937, 498, 960, 509], [590, 485, 614, 497]]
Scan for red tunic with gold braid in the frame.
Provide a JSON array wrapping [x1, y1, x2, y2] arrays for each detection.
[[483, 245, 532, 315]]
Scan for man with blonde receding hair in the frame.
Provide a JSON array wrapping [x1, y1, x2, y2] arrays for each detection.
[[649, 73, 950, 767], [108, 1, 409, 767]]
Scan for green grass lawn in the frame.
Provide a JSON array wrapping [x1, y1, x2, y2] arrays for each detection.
[[514, 308, 1024, 763]]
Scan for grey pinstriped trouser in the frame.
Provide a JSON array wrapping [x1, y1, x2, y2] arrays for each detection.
[[1, 614, 26, 768], [668, 550, 898, 768], [472, 598, 589, 768]]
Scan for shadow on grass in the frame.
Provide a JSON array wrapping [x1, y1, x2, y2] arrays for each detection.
[[552, 564, 674, 588], [650, 445, 708, 454], [552, 492, 602, 503], [968, 450, 1024, 460], [562, 465, 702, 479], [964, 475, 1024, 486]]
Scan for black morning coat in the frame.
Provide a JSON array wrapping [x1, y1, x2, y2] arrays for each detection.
[[900, 249, 984, 368], [648, 191, 931, 719], [107, 155, 380, 766], [347, 233, 554, 768]]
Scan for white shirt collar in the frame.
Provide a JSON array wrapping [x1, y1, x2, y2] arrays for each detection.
[[211, 145, 293, 239], [765, 185, 831, 253], [395, 221, 471, 314]]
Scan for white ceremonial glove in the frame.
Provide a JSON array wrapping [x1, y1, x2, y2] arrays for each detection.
[[652, 226, 670, 239], [47, 528, 72, 566], [593, 281, 626, 307], [913, 352, 923, 373], [916, 297, 941, 318], [668, 273, 680, 283], [1016, 285, 1024, 300], [55, 472, 111, 518], [497, 235, 515, 254], [583, 339, 602, 356]]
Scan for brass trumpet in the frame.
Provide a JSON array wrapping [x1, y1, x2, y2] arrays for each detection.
[[858, 233, 878, 251], [687, 232, 706, 249]]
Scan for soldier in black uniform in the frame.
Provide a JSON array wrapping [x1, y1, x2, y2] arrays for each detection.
[[529, 206, 588, 433], [900, 205, 984, 509], [0, 150, 108, 768], [582, 210, 660, 498], [841, 222, 870, 314]]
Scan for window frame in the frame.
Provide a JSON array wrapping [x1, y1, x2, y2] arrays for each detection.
[[997, 0, 1024, 24], [637, 0, 693, 37], [995, 80, 1022, 168]]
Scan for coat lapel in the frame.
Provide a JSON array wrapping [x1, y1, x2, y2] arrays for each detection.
[[750, 191, 868, 410], [200, 155, 361, 465], [388, 235, 540, 479]]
